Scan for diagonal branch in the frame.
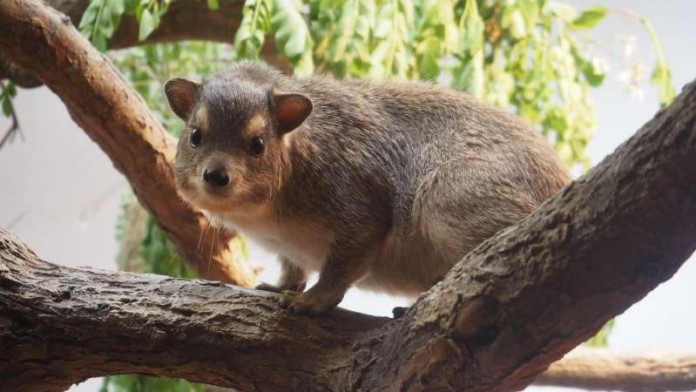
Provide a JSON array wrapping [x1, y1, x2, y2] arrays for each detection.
[[1, 75, 695, 390], [0, 0, 255, 285], [374, 78, 696, 390]]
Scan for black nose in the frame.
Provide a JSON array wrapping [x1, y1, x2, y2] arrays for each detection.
[[203, 167, 230, 188]]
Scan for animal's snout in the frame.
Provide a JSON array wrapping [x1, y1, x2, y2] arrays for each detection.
[[203, 166, 230, 188]]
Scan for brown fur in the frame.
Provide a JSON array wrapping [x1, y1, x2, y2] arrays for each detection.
[[165, 61, 571, 315]]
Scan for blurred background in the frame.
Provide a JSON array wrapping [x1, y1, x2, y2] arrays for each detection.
[[1, 0, 694, 391]]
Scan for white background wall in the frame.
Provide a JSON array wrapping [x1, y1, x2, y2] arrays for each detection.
[[1, 1, 694, 391]]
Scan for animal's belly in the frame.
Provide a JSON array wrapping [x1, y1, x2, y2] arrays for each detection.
[[356, 228, 457, 297], [212, 210, 333, 272], [248, 233, 327, 272]]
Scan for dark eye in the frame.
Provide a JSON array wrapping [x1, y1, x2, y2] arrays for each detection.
[[189, 127, 202, 147], [250, 136, 264, 156]]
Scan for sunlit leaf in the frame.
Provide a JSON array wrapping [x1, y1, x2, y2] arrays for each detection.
[[138, 9, 156, 41], [569, 6, 607, 30], [548, 3, 577, 23], [585, 319, 615, 348], [272, 0, 314, 75], [459, 0, 484, 53], [207, 0, 220, 10], [641, 18, 676, 107], [651, 63, 676, 108]]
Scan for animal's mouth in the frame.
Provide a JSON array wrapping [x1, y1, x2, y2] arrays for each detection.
[[177, 177, 233, 214], [176, 174, 268, 224]]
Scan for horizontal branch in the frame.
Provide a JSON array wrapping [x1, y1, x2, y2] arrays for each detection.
[[0, 228, 387, 392], [1, 77, 696, 390], [1, 0, 287, 87], [537, 348, 696, 391], [0, 0, 256, 285], [48, 0, 245, 49]]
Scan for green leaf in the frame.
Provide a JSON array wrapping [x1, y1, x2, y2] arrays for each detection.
[[417, 36, 441, 80], [569, 6, 606, 30], [207, 0, 220, 11], [453, 51, 484, 97], [641, 17, 676, 107], [78, 0, 126, 51], [102, 374, 205, 392], [581, 63, 605, 87], [501, 6, 528, 39], [571, 49, 606, 87], [651, 63, 676, 108], [518, 0, 540, 34], [459, 0, 484, 53], [94, 34, 108, 52], [234, 0, 272, 60], [508, 10, 527, 39], [272, 0, 314, 75], [585, 319, 615, 348], [2, 96, 12, 117], [545, 107, 568, 132], [548, 3, 577, 23], [138, 9, 156, 41], [78, 1, 100, 30]]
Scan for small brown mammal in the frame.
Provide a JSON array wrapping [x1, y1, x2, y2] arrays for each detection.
[[165, 61, 570, 315]]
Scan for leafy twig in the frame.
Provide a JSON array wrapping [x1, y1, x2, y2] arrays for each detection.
[[0, 81, 21, 150], [610, 8, 676, 107]]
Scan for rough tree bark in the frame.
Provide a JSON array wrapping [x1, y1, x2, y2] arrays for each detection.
[[537, 348, 696, 391], [0, 0, 256, 286], [0, 0, 288, 87], [1, 68, 696, 392]]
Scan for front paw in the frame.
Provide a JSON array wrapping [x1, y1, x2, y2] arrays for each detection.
[[279, 289, 343, 316]]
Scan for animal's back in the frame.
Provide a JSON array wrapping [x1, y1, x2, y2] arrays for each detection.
[[294, 77, 570, 296]]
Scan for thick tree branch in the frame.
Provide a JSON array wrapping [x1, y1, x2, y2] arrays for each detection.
[[351, 77, 696, 390], [0, 0, 287, 87], [47, 0, 245, 49], [2, 75, 696, 390], [537, 348, 696, 391], [0, 228, 386, 392], [0, 0, 256, 285]]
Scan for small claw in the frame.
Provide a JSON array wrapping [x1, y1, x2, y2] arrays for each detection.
[[256, 282, 307, 294], [279, 291, 322, 316], [281, 289, 299, 298], [255, 282, 282, 293], [286, 282, 307, 293], [278, 290, 296, 308], [286, 301, 318, 317], [278, 289, 344, 316], [392, 306, 409, 319]]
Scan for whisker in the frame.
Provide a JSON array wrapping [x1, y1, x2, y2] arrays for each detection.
[[208, 225, 218, 276], [197, 215, 211, 255]]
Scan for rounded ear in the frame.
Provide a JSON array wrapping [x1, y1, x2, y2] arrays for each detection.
[[164, 78, 200, 120], [271, 90, 313, 134]]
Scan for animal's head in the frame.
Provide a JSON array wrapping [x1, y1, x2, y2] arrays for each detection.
[[164, 68, 312, 218]]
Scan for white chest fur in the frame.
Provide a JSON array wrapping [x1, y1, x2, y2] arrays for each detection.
[[211, 208, 333, 272]]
